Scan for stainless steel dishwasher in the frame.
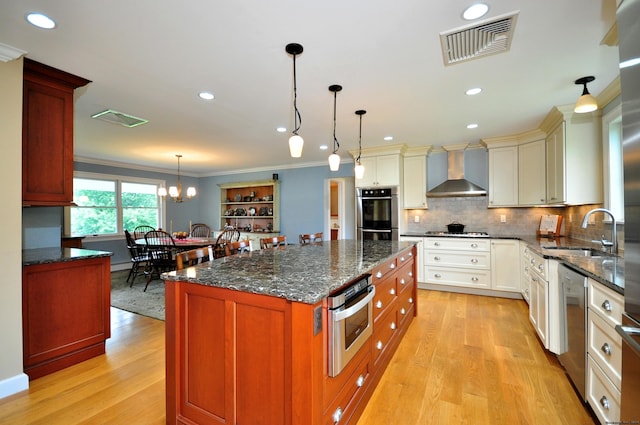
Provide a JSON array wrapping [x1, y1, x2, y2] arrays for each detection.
[[557, 263, 588, 400]]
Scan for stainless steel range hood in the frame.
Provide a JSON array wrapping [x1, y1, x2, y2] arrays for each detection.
[[426, 149, 486, 197]]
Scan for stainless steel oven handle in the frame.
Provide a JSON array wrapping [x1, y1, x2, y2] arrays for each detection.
[[360, 196, 393, 200], [616, 325, 640, 355], [332, 286, 376, 322], [360, 229, 392, 233]]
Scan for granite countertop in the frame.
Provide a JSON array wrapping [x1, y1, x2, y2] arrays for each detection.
[[163, 240, 415, 304], [401, 232, 624, 295], [22, 247, 113, 266]]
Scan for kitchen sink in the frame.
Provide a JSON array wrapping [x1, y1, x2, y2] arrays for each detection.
[[544, 247, 610, 257]]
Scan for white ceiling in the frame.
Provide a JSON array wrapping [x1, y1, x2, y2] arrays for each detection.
[[0, 0, 621, 176]]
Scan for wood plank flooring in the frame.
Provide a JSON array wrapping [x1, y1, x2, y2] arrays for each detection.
[[0, 290, 596, 424]]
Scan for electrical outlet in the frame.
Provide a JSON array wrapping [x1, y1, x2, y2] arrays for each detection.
[[500, 214, 506, 223], [414, 215, 420, 223]]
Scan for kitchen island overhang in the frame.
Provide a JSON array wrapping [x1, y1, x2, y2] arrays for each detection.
[[163, 240, 417, 425]]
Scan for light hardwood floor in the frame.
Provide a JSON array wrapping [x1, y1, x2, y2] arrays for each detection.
[[0, 290, 596, 424]]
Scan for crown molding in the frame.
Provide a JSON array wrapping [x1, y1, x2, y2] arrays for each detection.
[[0, 43, 27, 62]]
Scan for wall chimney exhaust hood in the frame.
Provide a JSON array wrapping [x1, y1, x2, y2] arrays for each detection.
[[426, 148, 486, 197]]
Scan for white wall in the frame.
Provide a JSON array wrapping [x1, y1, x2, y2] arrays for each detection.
[[0, 58, 29, 397]]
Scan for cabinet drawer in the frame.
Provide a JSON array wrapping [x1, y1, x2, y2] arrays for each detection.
[[587, 355, 621, 425], [425, 250, 490, 269], [424, 237, 490, 251], [589, 280, 623, 328], [373, 276, 397, 322], [425, 266, 491, 289], [397, 261, 414, 294], [371, 257, 398, 283], [323, 348, 371, 425], [397, 248, 414, 268], [372, 308, 398, 366], [397, 287, 415, 325], [588, 310, 622, 389]]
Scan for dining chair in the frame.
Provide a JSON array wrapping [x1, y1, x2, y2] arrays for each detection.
[[175, 245, 214, 270], [190, 223, 211, 238], [213, 228, 241, 258], [224, 239, 252, 256], [133, 225, 156, 240], [299, 232, 323, 245], [144, 230, 177, 291], [124, 230, 151, 286], [260, 235, 287, 249]]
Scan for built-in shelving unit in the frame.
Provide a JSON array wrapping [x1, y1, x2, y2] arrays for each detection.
[[219, 179, 280, 233]]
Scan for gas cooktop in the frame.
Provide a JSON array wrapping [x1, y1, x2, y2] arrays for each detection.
[[424, 231, 490, 238]]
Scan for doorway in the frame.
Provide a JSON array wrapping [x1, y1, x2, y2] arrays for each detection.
[[324, 178, 346, 240]]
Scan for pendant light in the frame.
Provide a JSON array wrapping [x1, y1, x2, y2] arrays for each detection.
[[286, 43, 304, 158], [158, 154, 196, 203], [328, 84, 342, 171], [354, 110, 367, 180], [574, 76, 598, 113]]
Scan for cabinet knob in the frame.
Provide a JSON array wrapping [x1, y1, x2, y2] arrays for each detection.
[[434, 273, 442, 278], [333, 407, 343, 424], [390, 288, 396, 295], [434, 242, 440, 247], [538, 264, 544, 271], [409, 271, 413, 277], [400, 256, 406, 262], [434, 256, 441, 261], [471, 258, 478, 263], [376, 271, 383, 278], [400, 308, 406, 315], [376, 340, 383, 350], [390, 263, 395, 270], [602, 300, 612, 312], [390, 322, 396, 330], [376, 300, 383, 309], [601, 342, 612, 356], [599, 395, 610, 411], [470, 243, 478, 248], [409, 297, 413, 304], [356, 374, 365, 387], [471, 277, 479, 282], [400, 278, 406, 285]]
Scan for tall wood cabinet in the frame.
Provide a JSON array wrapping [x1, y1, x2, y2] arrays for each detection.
[[22, 59, 91, 206], [219, 180, 280, 233]]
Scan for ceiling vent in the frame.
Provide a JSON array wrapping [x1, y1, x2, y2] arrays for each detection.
[[440, 11, 519, 66], [91, 109, 148, 128]]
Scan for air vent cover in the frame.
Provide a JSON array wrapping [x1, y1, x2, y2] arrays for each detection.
[[91, 109, 148, 128], [440, 11, 518, 65]]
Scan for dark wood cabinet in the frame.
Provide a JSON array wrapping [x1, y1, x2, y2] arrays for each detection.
[[165, 245, 417, 425], [22, 59, 90, 206], [22, 255, 111, 379]]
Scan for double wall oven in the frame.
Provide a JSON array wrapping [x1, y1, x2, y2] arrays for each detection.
[[356, 187, 398, 241], [327, 274, 375, 377]]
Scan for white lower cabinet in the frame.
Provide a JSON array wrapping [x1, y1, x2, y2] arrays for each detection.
[[587, 279, 623, 425], [520, 242, 532, 303], [490, 239, 520, 292], [424, 237, 491, 290]]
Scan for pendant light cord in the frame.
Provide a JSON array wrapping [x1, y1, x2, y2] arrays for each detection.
[[356, 113, 363, 162], [332, 90, 339, 154], [292, 53, 302, 135]]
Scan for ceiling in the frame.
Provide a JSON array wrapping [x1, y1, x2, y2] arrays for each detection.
[[0, 0, 621, 176]]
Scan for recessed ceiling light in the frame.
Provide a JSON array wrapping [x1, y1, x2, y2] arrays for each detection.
[[276, 127, 287, 133], [465, 87, 482, 95], [384, 136, 393, 141], [319, 145, 329, 150], [462, 3, 489, 20], [198, 92, 214, 100], [26, 12, 56, 29], [467, 123, 479, 129]]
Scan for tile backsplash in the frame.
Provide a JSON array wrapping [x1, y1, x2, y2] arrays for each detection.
[[402, 198, 623, 252]]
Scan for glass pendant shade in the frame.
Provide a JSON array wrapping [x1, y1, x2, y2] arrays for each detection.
[[574, 93, 598, 113], [354, 162, 365, 179], [168, 186, 179, 198], [186, 187, 197, 198], [158, 187, 167, 197], [289, 134, 304, 158], [328, 153, 340, 171]]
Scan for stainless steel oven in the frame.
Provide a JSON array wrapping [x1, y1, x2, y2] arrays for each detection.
[[357, 187, 398, 241], [327, 274, 375, 377]]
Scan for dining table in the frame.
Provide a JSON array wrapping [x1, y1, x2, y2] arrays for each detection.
[[135, 237, 218, 250]]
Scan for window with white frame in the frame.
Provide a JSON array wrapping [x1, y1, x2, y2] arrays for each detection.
[[602, 105, 624, 222], [67, 172, 164, 237]]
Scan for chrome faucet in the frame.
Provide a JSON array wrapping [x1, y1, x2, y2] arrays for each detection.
[[581, 208, 618, 255]]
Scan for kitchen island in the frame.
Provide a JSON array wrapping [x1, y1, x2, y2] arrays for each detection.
[[163, 240, 417, 425], [22, 247, 112, 379]]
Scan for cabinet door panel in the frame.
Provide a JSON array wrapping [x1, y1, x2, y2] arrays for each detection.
[[518, 139, 546, 205], [488, 146, 518, 206]]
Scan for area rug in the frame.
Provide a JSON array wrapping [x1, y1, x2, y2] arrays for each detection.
[[110, 270, 165, 321]]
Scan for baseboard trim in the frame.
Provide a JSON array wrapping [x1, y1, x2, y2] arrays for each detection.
[[0, 373, 29, 399], [417, 282, 523, 300], [111, 263, 130, 272]]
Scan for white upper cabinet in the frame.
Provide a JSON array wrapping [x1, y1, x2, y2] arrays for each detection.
[[540, 105, 603, 205], [488, 146, 519, 207], [518, 139, 546, 205], [402, 148, 430, 209], [356, 154, 401, 188]]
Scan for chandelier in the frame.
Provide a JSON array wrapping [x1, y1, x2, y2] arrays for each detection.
[[158, 154, 196, 203]]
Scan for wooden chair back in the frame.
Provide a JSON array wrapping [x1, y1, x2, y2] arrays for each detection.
[[190, 223, 211, 238], [133, 225, 155, 240], [299, 232, 323, 245], [224, 239, 252, 256], [213, 228, 241, 258], [176, 246, 214, 270], [260, 235, 287, 249]]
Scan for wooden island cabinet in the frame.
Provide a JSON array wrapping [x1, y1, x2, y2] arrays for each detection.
[[164, 241, 417, 425]]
